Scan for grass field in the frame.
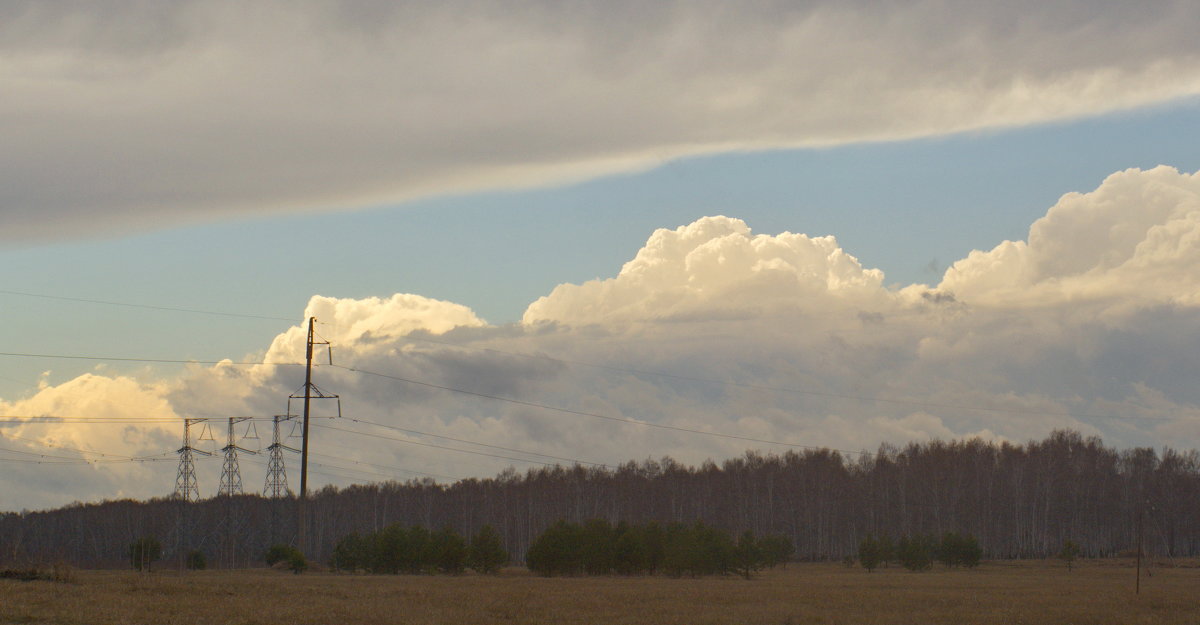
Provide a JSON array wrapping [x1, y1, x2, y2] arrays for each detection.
[[1, 560, 1196, 625]]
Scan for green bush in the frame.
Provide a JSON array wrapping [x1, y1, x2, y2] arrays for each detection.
[[897, 534, 936, 571], [938, 532, 982, 568], [859, 534, 883, 572], [1059, 540, 1081, 571], [185, 550, 206, 570], [265, 544, 301, 567], [526, 520, 585, 576], [759, 534, 794, 569], [431, 526, 467, 575], [288, 551, 308, 574], [128, 536, 162, 571], [467, 525, 509, 574]]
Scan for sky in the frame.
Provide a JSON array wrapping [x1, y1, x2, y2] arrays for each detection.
[[2, 0, 1200, 511]]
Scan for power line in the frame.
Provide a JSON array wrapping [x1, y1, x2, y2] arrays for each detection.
[[308, 452, 462, 481], [0, 416, 190, 424], [391, 337, 1172, 424], [0, 351, 302, 367], [342, 416, 609, 467], [0, 431, 176, 461], [0, 345, 1176, 426], [0, 285, 1184, 426], [315, 422, 596, 467], [329, 364, 873, 456], [0, 288, 295, 322]]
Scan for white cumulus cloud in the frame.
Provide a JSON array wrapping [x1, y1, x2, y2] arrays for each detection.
[[523, 216, 891, 326], [939, 165, 1200, 307]]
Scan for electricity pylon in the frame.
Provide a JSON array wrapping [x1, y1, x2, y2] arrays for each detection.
[[218, 417, 256, 496], [174, 418, 211, 501], [264, 414, 298, 498]]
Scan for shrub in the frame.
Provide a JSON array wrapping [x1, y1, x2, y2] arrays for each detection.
[[897, 535, 935, 572], [431, 526, 467, 575], [288, 551, 308, 574], [759, 534, 794, 569], [331, 532, 368, 572], [934, 532, 982, 568], [1059, 540, 1081, 572], [467, 525, 508, 574], [732, 531, 761, 579], [129, 536, 162, 571], [185, 550, 206, 571], [859, 535, 882, 572], [265, 544, 301, 567], [526, 520, 584, 576]]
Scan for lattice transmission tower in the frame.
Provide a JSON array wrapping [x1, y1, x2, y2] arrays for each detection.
[[174, 418, 211, 501], [218, 417, 257, 496], [264, 414, 298, 498]]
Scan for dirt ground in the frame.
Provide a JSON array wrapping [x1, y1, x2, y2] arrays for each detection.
[[1, 559, 1195, 625]]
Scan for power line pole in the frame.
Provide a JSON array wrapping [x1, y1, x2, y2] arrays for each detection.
[[291, 316, 337, 554], [1136, 498, 1146, 595]]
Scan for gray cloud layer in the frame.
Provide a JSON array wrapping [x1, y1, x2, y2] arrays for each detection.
[[4, 0, 1200, 240]]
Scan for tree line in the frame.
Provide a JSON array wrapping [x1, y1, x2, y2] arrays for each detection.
[[0, 430, 1196, 568], [857, 532, 982, 572], [329, 524, 507, 574], [525, 519, 792, 578]]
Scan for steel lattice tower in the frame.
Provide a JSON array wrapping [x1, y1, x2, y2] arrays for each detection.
[[218, 417, 253, 496], [174, 418, 208, 501], [264, 414, 296, 498]]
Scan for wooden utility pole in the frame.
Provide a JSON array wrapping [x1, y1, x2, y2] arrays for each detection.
[[1136, 499, 1145, 595], [298, 316, 315, 552], [290, 317, 338, 555]]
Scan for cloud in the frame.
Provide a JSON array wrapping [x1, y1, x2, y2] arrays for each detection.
[[5, 166, 1200, 510], [264, 293, 486, 364], [523, 216, 891, 325], [939, 166, 1200, 307], [4, 0, 1200, 241]]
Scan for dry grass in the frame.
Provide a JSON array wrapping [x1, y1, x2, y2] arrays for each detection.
[[1, 559, 1196, 625]]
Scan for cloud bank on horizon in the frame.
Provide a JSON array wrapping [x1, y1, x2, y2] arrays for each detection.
[[3, 166, 1199, 510], [3, 0, 1200, 241]]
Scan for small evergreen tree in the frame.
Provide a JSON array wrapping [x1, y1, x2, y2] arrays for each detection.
[[331, 532, 368, 572], [468, 525, 509, 574], [1059, 540, 1081, 572], [642, 521, 666, 575], [937, 532, 983, 568], [878, 534, 896, 568], [613, 526, 648, 575], [288, 550, 308, 574], [732, 531, 761, 579], [265, 544, 301, 567], [128, 536, 162, 571], [580, 518, 616, 575], [185, 550, 206, 571], [759, 534, 794, 569], [897, 534, 935, 571], [959, 534, 982, 568], [431, 526, 468, 575], [858, 535, 882, 572], [408, 525, 434, 574], [526, 520, 584, 576]]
